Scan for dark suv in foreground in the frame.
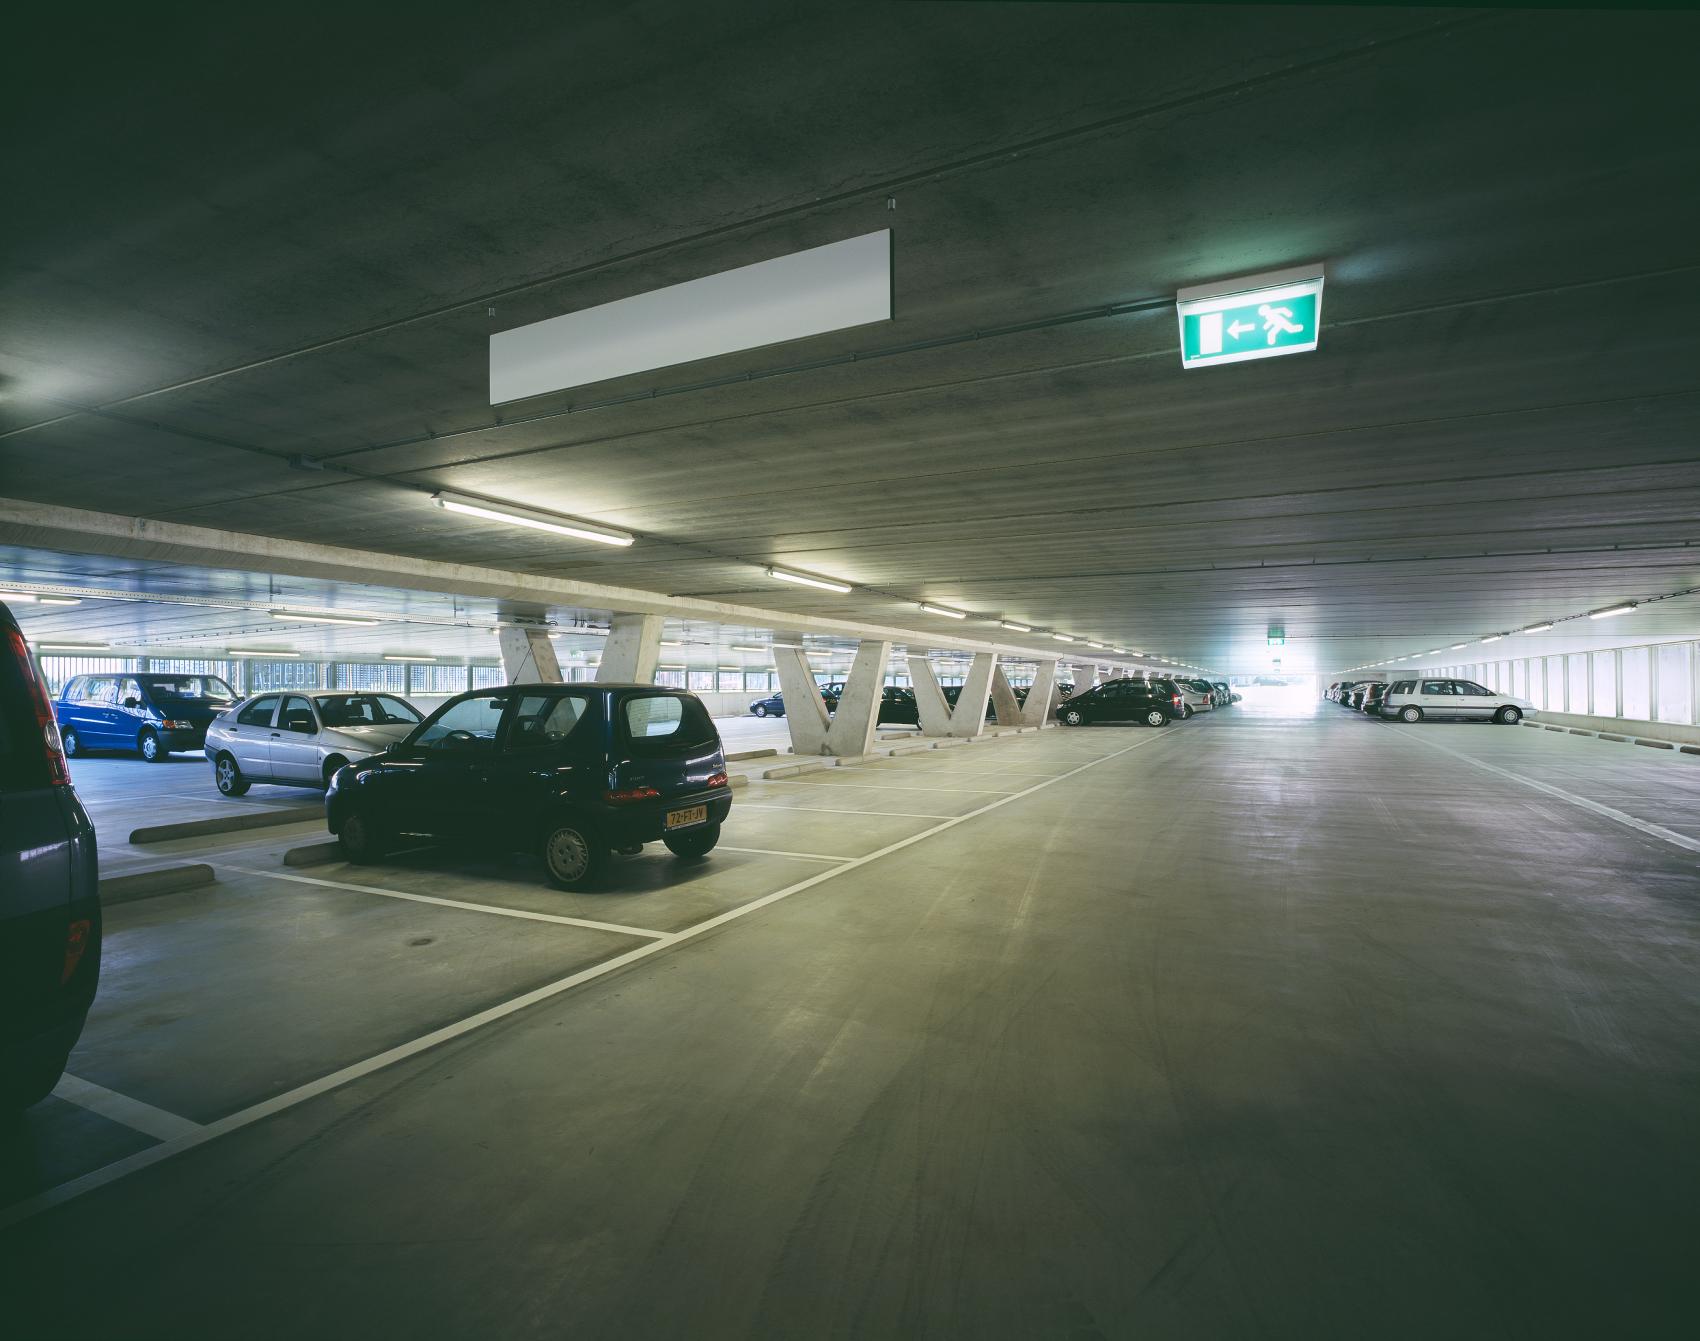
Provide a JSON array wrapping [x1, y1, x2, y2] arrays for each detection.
[[1056, 677, 1185, 727], [2, 602, 101, 1108], [327, 683, 732, 888]]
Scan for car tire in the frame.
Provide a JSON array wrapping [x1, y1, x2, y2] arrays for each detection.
[[752, 705, 767, 717], [213, 752, 251, 796], [139, 728, 166, 762], [1063, 709, 1085, 727], [663, 821, 721, 859], [1495, 706, 1522, 725], [1399, 706, 1423, 723], [1144, 709, 1169, 727], [541, 818, 607, 889], [0, 1050, 69, 1111], [339, 810, 390, 864], [322, 755, 349, 790], [61, 727, 81, 757]]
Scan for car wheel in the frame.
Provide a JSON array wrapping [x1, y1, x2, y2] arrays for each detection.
[[322, 755, 349, 789], [752, 705, 767, 717], [542, 819, 607, 889], [213, 753, 251, 796], [340, 810, 390, 864], [0, 1050, 69, 1111], [1399, 706, 1423, 723], [1063, 709, 1085, 726], [1495, 706, 1522, 725], [663, 821, 721, 859], [1144, 709, 1169, 727], [139, 728, 165, 762], [61, 727, 81, 757]]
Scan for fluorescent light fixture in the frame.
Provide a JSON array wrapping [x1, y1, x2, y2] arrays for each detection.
[[769, 641, 804, 650], [659, 640, 684, 647], [1088, 643, 1108, 649], [767, 567, 852, 593], [1588, 603, 1636, 620], [3, 591, 84, 606], [490, 230, 892, 404], [1480, 635, 1503, 644], [920, 603, 967, 619], [1450, 643, 1469, 650], [431, 492, 633, 547], [229, 648, 300, 658], [37, 596, 83, 605], [383, 655, 435, 662], [1051, 634, 1075, 643], [36, 642, 109, 652], [1176, 263, 1325, 370], [730, 644, 766, 652], [999, 621, 1032, 633], [270, 610, 381, 627], [1522, 622, 1554, 634]]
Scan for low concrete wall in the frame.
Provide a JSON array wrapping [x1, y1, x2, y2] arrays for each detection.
[[1527, 709, 1700, 749]]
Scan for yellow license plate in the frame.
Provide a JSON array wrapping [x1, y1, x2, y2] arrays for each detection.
[[665, 805, 708, 830]]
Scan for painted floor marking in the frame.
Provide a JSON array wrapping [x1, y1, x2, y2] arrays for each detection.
[[219, 866, 672, 940], [734, 803, 961, 820], [717, 845, 851, 863], [763, 778, 1022, 796], [50, 1074, 203, 1143], [1395, 729, 1700, 856], [1, 729, 1169, 1229]]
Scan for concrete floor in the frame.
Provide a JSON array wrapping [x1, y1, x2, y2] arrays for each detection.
[[4, 701, 1699, 1337]]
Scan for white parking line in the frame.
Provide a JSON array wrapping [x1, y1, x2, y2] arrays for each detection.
[[51, 1074, 203, 1142], [716, 845, 851, 863], [218, 866, 672, 940], [735, 803, 960, 820], [763, 779, 1021, 795], [1, 729, 1170, 1228], [1394, 729, 1700, 856]]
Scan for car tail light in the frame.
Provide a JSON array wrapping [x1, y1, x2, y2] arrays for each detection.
[[5, 627, 70, 785], [706, 771, 729, 789], [61, 918, 91, 985], [604, 785, 661, 804]]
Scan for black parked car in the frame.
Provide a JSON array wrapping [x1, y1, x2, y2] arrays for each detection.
[[327, 683, 732, 889], [749, 692, 785, 717], [1360, 682, 1392, 714], [1055, 677, 1184, 727], [2, 602, 101, 1108]]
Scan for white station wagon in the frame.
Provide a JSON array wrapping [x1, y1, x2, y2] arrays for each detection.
[[1379, 677, 1535, 725]]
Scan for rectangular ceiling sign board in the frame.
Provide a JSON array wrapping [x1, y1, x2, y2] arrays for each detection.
[[490, 230, 892, 404], [1175, 264, 1324, 370]]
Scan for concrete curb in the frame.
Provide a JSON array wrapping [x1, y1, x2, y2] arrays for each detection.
[[1568, 729, 1595, 736], [1681, 745, 1700, 756], [931, 738, 969, 750], [99, 863, 216, 905], [762, 759, 832, 780], [129, 804, 322, 845], [725, 748, 778, 762], [1598, 733, 1629, 742], [283, 840, 343, 868], [1635, 738, 1675, 750], [887, 742, 932, 756], [728, 774, 750, 789]]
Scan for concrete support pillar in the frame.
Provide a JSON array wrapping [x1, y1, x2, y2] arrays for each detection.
[[776, 639, 889, 756], [596, 613, 663, 683], [1019, 659, 1060, 726], [907, 652, 996, 739], [498, 626, 563, 683], [989, 664, 1022, 727]]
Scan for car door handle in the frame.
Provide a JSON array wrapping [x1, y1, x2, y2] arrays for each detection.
[[270, 732, 281, 737]]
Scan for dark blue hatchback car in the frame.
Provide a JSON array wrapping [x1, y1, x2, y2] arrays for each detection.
[[327, 683, 733, 888], [55, 671, 238, 761]]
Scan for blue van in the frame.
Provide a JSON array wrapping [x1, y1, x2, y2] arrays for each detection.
[[54, 672, 239, 761]]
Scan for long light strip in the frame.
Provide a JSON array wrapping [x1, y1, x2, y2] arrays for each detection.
[[37, 642, 109, 652], [1051, 633, 1074, 643], [2, 591, 83, 606], [767, 567, 852, 594], [999, 621, 1032, 632], [1588, 603, 1636, 620], [919, 603, 967, 619], [1480, 635, 1503, 644], [270, 610, 382, 627], [431, 492, 634, 547], [229, 648, 300, 658], [1522, 622, 1554, 633], [383, 655, 436, 662]]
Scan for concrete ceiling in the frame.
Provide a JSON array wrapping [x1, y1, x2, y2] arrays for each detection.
[[3, 2, 1698, 674]]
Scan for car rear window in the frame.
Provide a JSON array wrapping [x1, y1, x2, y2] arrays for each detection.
[[621, 692, 716, 753]]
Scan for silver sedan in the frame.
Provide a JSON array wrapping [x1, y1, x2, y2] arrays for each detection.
[[205, 689, 424, 795]]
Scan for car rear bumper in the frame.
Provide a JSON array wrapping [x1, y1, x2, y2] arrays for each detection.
[[601, 787, 733, 846]]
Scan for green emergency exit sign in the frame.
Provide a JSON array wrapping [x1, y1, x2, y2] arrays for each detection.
[[1177, 265, 1324, 370]]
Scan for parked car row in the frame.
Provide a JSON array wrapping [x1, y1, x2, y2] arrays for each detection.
[[1054, 676, 1236, 727], [1326, 677, 1534, 724]]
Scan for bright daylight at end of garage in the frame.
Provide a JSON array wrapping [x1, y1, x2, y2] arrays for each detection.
[[2, 4, 1699, 1338]]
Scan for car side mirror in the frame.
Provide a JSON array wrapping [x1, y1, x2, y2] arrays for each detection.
[[289, 720, 316, 734], [123, 697, 142, 709]]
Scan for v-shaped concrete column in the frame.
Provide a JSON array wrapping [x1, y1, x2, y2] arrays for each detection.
[[907, 652, 998, 738], [775, 639, 891, 756], [989, 664, 1023, 726], [498, 626, 563, 683], [1019, 659, 1060, 726], [596, 613, 663, 683]]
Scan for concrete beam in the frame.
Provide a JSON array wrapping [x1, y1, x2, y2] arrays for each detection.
[[596, 612, 662, 683], [907, 653, 996, 739], [772, 645, 832, 754], [823, 640, 892, 756], [0, 497, 1139, 671], [989, 663, 1022, 727], [498, 626, 563, 683], [908, 656, 953, 737], [1019, 659, 1060, 727]]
